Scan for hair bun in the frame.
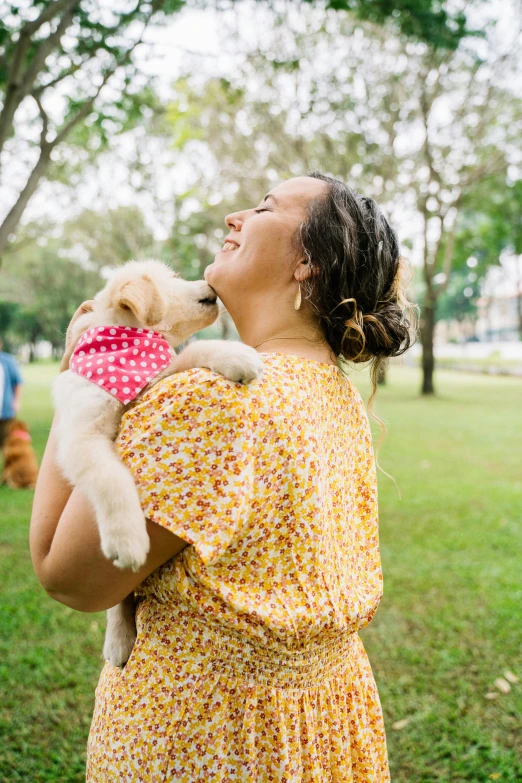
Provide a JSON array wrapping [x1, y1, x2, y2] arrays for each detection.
[[339, 298, 411, 362], [361, 302, 412, 359]]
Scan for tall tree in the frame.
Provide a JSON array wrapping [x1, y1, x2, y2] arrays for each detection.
[[0, 0, 475, 262], [417, 174, 522, 343], [0, 0, 182, 260]]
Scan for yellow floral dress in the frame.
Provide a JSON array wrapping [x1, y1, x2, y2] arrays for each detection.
[[86, 352, 390, 782]]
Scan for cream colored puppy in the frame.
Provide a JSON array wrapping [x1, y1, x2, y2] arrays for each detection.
[[53, 259, 263, 667]]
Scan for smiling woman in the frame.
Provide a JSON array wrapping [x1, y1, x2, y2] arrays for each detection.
[[33, 173, 417, 782], [204, 181, 327, 360]]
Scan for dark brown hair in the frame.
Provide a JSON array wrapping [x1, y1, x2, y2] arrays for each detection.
[[294, 171, 419, 470]]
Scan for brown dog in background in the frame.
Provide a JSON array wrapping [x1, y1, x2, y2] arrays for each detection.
[[1, 419, 39, 489]]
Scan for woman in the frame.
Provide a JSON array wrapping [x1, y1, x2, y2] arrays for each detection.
[[30, 172, 417, 782]]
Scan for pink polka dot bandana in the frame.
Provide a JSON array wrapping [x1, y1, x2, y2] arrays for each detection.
[[69, 326, 173, 405]]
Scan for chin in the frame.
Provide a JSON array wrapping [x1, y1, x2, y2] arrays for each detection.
[[204, 261, 221, 291]]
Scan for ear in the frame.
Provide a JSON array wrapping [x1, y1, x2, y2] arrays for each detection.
[[115, 274, 166, 326], [294, 258, 319, 282]]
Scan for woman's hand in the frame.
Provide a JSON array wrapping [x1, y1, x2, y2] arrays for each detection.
[[59, 299, 95, 373]]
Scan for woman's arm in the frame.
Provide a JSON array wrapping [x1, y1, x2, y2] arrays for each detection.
[[12, 383, 22, 414], [29, 300, 188, 613], [29, 411, 188, 613]]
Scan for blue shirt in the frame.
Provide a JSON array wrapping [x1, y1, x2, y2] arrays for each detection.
[[0, 351, 23, 420]]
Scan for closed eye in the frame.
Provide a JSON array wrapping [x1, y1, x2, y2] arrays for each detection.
[[254, 208, 270, 213]]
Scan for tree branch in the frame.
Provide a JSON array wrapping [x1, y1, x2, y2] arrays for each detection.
[[32, 92, 50, 145], [32, 60, 84, 98], [53, 33, 145, 146], [460, 155, 507, 191], [0, 0, 79, 156], [0, 146, 53, 261], [22, 0, 79, 38], [0, 20, 152, 261], [20, 6, 78, 98]]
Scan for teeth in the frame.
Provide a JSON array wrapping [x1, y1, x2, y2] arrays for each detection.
[[222, 242, 238, 251]]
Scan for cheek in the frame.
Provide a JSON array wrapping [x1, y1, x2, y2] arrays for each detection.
[[207, 251, 267, 298], [205, 220, 292, 297]]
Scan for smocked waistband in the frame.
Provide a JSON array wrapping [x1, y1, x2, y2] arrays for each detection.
[[137, 590, 358, 690]]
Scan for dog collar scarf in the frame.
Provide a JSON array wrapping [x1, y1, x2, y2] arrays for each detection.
[[11, 430, 32, 442], [69, 325, 173, 405]]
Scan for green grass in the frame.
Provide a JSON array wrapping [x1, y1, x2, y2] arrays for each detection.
[[0, 362, 106, 783], [1, 361, 521, 782], [358, 365, 522, 782]]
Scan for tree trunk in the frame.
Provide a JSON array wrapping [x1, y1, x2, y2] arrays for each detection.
[[28, 343, 36, 362], [0, 146, 51, 259], [420, 297, 436, 394]]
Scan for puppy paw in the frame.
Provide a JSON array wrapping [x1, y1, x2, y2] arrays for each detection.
[[100, 514, 150, 571], [103, 628, 137, 668], [209, 344, 264, 384]]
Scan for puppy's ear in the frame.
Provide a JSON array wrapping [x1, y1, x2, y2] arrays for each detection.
[[114, 274, 166, 326]]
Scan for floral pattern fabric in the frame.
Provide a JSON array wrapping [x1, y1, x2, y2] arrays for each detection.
[[86, 353, 390, 782]]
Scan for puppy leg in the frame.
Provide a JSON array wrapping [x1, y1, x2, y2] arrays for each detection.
[[57, 432, 150, 571], [171, 340, 264, 384], [103, 594, 137, 668]]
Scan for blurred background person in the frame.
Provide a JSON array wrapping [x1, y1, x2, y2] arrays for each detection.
[[0, 336, 23, 450]]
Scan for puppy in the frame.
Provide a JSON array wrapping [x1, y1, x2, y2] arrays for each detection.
[[53, 259, 264, 667], [1, 419, 39, 490]]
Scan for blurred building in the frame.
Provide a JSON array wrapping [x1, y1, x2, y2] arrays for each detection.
[[474, 292, 521, 342], [435, 318, 477, 344], [434, 291, 521, 344]]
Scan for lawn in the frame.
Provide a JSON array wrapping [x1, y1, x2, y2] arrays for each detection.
[[1, 360, 521, 782]]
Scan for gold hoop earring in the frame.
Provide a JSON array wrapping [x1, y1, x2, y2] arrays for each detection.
[[294, 281, 302, 311]]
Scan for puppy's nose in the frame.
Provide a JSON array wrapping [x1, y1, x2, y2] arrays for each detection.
[[197, 282, 217, 304]]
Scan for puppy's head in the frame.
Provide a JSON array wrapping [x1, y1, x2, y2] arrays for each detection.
[[95, 260, 219, 346], [6, 419, 28, 436]]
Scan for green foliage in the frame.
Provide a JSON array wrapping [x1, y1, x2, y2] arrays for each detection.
[[0, 0, 185, 255], [0, 204, 174, 353], [154, 13, 520, 322], [165, 195, 228, 280], [436, 268, 481, 325], [60, 206, 159, 270], [0, 299, 19, 333], [0, 232, 104, 353], [434, 177, 522, 325], [0, 0, 485, 267], [327, 0, 473, 49]]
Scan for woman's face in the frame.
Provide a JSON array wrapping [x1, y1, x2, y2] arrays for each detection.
[[204, 176, 327, 310]]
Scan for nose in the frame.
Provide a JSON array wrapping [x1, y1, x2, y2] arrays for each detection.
[[225, 210, 244, 231], [197, 280, 217, 301]]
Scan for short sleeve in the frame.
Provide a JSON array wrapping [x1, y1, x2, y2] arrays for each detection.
[[115, 369, 256, 566], [8, 356, 23, 386]]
